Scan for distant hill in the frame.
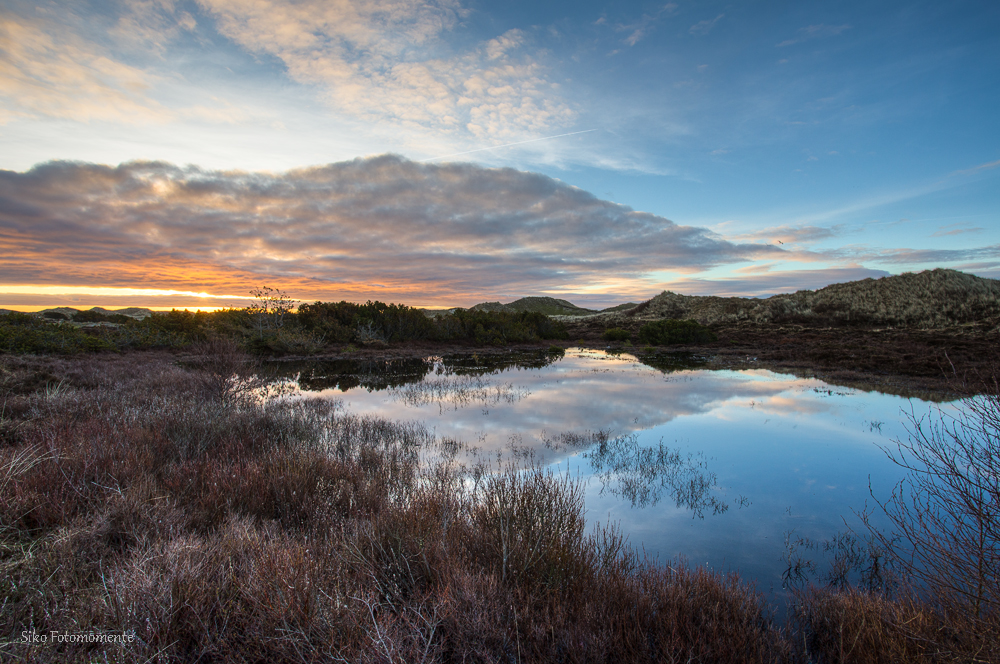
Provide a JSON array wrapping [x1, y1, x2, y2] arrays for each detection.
[[38, 307, 81, 319], [471, 297, 598, 316], [606, 269, 1000, 329], [422, 298, 641, 318], [598, 302, 639, 314], [89, 307, 154, 319], [36, 307, 154, 320]]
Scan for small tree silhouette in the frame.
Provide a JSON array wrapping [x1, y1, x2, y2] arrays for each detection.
[[246, 287, 297, 338]]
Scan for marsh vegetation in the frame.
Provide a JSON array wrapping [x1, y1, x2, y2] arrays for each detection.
[[1, 347, 997, 662]]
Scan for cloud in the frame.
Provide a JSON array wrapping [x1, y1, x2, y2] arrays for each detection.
[[658, 267, 891, 298], [931, 225, 984, 237], [615, 3, 678, 47], [0, 13, 170, 123], [197, 0, 575, 142], [0, 156, 783, 305], [777, 24, 851, 48], [689, 14, 724, 37], [952, 262, 1000, 280], [1, 0, 577, 151], [954, 158, 1000, 176], [727, 225, 839, 245], [110, 0, 199, 52], [861, 246, 1000, 265]]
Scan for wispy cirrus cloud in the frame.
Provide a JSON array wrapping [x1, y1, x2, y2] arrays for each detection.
[[658, 267, 891, 298], [955, 158, 1000, 176], [932, 225, 984, 237], [614, 3, 678, 47], [777, 24, 851, 48], [858, 246, 1000, 265], [689, 14, 724, 36], [0, 156, 784, 306], [725, 224, 841, 246]]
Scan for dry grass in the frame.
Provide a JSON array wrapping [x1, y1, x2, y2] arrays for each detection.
[[792, 586, 997, 663]]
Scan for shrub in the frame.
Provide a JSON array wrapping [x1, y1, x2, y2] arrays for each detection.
[[437, 309, 568, 345], [471, 464, 587, 589], [638, 319, 717, 345], [142, 309, 215, 340], [0, 313, 116, 354], [298, 300, 435, 344], [603, 328, 631, 342]]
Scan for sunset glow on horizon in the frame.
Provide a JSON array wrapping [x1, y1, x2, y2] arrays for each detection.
[[1, 0, 998, 308]]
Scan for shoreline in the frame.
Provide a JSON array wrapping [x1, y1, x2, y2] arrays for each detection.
[[234, 323, 997, 400]]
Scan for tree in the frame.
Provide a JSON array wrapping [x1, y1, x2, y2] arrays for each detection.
[[246, 286, 297, 338]]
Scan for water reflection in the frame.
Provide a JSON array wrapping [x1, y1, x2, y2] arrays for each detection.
[[283, 348, 940, 602], [582, 432, 728, 517], [277, 350, 562, 393], [391, 374, 530, 412]]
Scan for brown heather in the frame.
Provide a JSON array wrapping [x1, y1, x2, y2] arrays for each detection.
[[0, 348, 996, 662]]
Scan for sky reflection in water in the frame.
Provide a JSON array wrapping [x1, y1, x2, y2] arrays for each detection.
[[288, 349, 948, 601]]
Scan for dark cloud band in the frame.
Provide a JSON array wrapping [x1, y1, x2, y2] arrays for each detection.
[[0, 155, 781, 303]]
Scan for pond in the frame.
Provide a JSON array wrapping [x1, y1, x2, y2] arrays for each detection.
[[276, 348, 955, 606]]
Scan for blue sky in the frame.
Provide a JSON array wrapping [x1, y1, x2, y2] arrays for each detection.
[[0, 0, 997, 309]]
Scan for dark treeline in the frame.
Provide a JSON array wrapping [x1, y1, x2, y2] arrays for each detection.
[[0, 301, 569, 355]]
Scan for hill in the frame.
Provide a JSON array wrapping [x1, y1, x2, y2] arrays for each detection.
[[89, 307, 154, 319], [598, 302, 640, 314], [471, 296, 597, 316], [36, 307, 154, 320], [604, 269, 1000, 330]]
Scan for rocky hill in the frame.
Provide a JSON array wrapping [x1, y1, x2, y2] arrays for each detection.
[[602, 269, 1000, 330]]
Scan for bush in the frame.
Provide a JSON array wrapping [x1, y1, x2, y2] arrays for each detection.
[[638, 319, 717, 345], [142, 309, 215, 340], [436, 309, 568, 345], [0, 313, 116, 354], [603, 328, 631, 342], [298, 300, 435, 344]]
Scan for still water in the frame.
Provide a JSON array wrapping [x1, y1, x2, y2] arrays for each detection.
[[281, 348, 953, 602]]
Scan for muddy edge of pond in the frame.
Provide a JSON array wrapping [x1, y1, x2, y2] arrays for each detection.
[[252, 323, 998, 401]]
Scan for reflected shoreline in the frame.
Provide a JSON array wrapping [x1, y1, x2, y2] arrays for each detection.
[[264, 344, 960, 401]]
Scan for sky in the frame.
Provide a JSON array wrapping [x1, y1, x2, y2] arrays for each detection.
[[1, 0, 998, 310]]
